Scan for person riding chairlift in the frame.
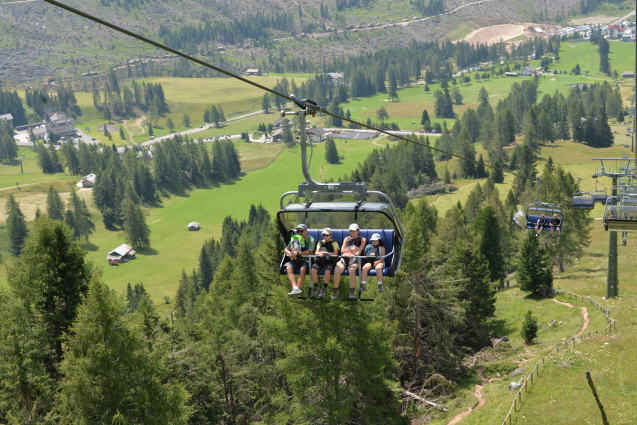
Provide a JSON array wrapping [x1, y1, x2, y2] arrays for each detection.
[[286, 224, 315, 296], [333, 223, 367, 299], [361, 233, 385, 294]]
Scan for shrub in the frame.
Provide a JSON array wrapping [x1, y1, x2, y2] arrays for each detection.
[[521, 310, 538, 344]]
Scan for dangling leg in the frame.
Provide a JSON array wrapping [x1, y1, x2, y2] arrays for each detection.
[[375, 262, 385, 293]]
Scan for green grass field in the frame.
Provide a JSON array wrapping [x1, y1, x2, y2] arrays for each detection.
[[0, 147, 68, 190], [548, 40, 636, 78], [52, 76, 307, 145]]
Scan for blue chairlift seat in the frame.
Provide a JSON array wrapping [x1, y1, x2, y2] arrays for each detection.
[[525, 215, 561, 231], [280, 228, 396, 277]]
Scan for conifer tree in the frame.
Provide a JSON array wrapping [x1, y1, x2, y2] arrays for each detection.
[[182, 113, 191, 128], [262, 93, 271, 113], [450, 242, 496, 350], [0, 290, 54, 422], [521, 310, 538, 344], [517, 231, 553, 297], [54, 279, 191, 424], [474, 205, 505, 285], [420, 109, 431, 130], [122, 197, 150, 250], [5, 194, 28, 256], [46, 186, 65, 221], [325, 137, 339, 164], [7, 218, 92, 368], [68, 189, 95, 241]]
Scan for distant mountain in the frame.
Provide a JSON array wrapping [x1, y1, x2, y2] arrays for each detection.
[[0, 0, 582, 84]]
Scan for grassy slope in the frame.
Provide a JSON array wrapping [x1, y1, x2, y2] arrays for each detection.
[[549, 40, 636, 78], [50, 76, 306, 145]]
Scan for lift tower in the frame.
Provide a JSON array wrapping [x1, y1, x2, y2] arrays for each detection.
[[593, 157, 635, 298]]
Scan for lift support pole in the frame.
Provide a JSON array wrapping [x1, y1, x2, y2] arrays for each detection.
[[607, 176, 619, 298], [593, 157, 635, 298]]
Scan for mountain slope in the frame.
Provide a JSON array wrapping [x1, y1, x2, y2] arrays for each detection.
[[0, 0, 582, 84]]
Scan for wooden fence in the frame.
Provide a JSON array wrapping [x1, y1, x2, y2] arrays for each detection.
[[500, 290, 615, 425]]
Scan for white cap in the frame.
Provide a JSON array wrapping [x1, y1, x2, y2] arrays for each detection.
[[322, 227, 332, 235], [370, 233, 381, 241], [348, 223, 359, 231]]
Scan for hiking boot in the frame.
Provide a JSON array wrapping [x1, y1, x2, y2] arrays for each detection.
[[314, 286, 325, 299], [331, 289, 339, 300], [377, 283, 384, 293], [359, 281, 367, 292], [348, 290, 357, 299], [288, 286, 302, 296]]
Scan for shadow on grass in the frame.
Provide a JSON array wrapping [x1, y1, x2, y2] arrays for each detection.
[[81, 242, 98, 252], [137, 247, 159, 256], [491, 318, 515, 337]]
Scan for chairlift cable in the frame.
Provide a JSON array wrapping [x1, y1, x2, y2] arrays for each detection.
[[41, 0, 518, 177]]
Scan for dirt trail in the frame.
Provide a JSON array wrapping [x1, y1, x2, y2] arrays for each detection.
[[551, 299, 590, 339], [446, 300, 591, 425], [446, 370, 495, 425]]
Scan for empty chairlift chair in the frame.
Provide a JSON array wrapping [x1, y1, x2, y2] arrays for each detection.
[[604, 196, 637, 232], [572, 192, 595, 210]]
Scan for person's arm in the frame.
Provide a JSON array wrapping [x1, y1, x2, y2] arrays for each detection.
[[374, 246, 385, 267], [354, 238, 366, 256], [341, 236, 351, 256]]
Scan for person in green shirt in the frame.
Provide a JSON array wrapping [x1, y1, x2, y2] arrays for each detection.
[[286, 224, 315, 296]]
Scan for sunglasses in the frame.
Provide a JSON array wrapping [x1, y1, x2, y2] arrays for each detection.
[[296, 229, 306, 232], [322, 233, 331, 236]]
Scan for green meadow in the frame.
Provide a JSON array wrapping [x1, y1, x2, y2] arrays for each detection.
[[47, 75, 307, 145], [547, 40, 636, 78]]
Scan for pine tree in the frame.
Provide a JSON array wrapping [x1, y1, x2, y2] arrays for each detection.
[[167, 117, 175, 132], [474, 205, 505, 285], [46, 186, 65, 220], [0, 290, 54, 422], [450, 242, 496, 350], [517, 231, 553, 297], [68, 188, 95, 241], [5, 195, 28, 256], [421, 109, 431, 130], [521, 310, 538, 344], [54, 279, 191, 424], [7, 218, 92, 368], [325, 137, 339, 164], [490, 158, 504, 184], [182, 113, 191, 127], [122, 197, 150, 250], [262, 93, 271, 113]]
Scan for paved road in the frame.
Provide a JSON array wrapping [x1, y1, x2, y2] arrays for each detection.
[[139, 108, 267, 146]]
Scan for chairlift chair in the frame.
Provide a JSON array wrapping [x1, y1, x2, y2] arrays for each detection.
[[603, 196, 637, 232], [572, 192, 595, 210], [276, 97, 405, 297], [525, 202, 563, 231]]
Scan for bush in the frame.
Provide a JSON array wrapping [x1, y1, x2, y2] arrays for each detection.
[[521, 310, 538, 344]]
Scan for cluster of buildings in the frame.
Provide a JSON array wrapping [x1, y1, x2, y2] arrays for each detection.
[[3, 110, 77, 143], [557, 21, 635, 41]]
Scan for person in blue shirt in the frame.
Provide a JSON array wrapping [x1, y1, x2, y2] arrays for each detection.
[[360, 233, 386, 293], [285, 224, 315, 296]]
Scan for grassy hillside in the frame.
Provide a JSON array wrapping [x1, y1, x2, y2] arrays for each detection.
[[0, 0, 582, 84]]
